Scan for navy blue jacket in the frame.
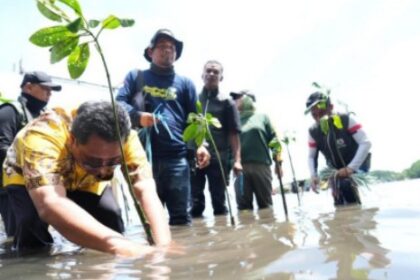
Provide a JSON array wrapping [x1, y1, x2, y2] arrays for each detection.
[[116, 65, 197, 159]]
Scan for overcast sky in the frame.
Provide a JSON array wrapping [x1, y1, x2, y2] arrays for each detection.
[[1, 0, 419, 181]]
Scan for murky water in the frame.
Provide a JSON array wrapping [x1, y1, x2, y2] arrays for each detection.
[[1, 179, 420, 279]]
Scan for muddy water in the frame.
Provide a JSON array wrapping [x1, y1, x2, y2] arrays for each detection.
[[1, 179, 420, 279]]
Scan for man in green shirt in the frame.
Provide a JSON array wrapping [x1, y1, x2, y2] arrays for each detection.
[[231, 91, 283, 210]]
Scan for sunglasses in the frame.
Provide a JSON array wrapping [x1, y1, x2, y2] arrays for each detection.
[[78, 155, 121, 171]]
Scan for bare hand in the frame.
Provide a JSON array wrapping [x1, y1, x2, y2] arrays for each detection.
[[232, 161, 243, 176], [273, 164, 283, 177], [336, 167, 353, 178], [311, 176, 320, 193], [140, 112, 159, 127], [156, 240, 186, 256], [111, 238, 156, 258], [196, 146, 210, 169]]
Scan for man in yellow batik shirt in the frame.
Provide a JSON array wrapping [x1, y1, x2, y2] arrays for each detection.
[[2, 100, 171, 257]]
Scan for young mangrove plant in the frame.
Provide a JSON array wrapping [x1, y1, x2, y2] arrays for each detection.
[[281, 131, 301, 205], [183, 101, 235, 225], [29, 0, 154, 244], [268, 138, 288, 220]]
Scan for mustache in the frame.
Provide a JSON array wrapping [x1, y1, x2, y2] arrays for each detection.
[[94, 173, 114, 181]]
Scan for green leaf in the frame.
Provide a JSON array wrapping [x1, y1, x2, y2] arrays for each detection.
[[57, 0, 82, 16], [68, 43, 90, 79], [50, 36, 79, 63], [102, 15, 121, 29], [37, 0, 62, 22], [269, 138, 282, 152], [183, 123, 199, 142], [196, 132, 205, 147], [29, 26, 75, 47], [119, 18, 135, 27], [312, 82, 321, 88], [88, 19, 100, 28], [208, 117, 222, 128], [67, 17, 84, 33], [196, 101, 203, 114], [187, 112, 200, 124]]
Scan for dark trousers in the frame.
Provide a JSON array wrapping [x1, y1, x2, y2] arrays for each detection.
[[235, 163, 273, 210], [191, 159, 228, 217], [6, 185, 124, 249], [153, 157, 192, 225], [0, 188, 16, 237], [332, 178, 361, 206]]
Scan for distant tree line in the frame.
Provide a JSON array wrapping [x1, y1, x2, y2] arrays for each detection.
[[370, 159, 420, 182]]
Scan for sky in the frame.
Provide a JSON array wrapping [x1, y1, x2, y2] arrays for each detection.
[[1, 0, 419, 182]]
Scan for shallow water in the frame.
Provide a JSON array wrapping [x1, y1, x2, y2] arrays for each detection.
[[1, 179, 420, 279]]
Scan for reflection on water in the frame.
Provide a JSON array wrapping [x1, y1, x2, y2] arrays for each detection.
[[1, 179, 420, 279], [313, 206, 390, 279]]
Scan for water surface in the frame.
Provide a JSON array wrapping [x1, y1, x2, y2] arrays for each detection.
[[1, 179, 419, 279]]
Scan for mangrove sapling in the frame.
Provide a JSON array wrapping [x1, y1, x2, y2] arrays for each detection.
[[281, 131, 301, 205], [183, 101, 235, 225], [29, 0, 154, 244], [268, 138, 289, 220]]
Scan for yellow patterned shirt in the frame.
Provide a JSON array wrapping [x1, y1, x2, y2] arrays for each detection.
[[2, 107, 151, 195]]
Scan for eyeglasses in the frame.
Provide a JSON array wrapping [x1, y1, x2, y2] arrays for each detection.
[[155, 43, 176, 51], [77, 155, 121, 171]]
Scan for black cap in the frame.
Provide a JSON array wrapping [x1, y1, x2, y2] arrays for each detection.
[[20, 71, 62, 91], [143, 29, 183, 62], [230, 90, 256, 102], [304, 92, 330, 114]]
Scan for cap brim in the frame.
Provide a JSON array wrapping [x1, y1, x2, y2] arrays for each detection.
[[304, 100, 321, 114], [230, 92, 243, 99], [40, 82, 62, 91], [143, 39, 183, 63]]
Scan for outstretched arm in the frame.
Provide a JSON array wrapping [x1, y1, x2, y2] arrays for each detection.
[[29, 183, 154, 257], [132, 175, 171, 246]]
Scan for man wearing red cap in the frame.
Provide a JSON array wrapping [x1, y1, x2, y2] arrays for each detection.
[[117, 29, 210, 225]]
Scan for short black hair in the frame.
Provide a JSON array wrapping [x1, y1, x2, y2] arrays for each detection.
[[71, 100, 131, 144], [203, 60, 224, 72]]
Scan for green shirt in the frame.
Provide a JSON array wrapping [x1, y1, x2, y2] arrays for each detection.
[[240, 112, 278, 165]]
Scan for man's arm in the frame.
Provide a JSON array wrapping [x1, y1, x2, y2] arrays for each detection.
[[308, 132, 320, 192], [123, 131, 171, 245], [0, 106, 19, 165], [229, 132, 242, 175], [336, 116, 371, 177], [132, 177, 171, 246], [116, 70, 156, 128], [347, 117, 371, 172], [29, 183, 154, 257]]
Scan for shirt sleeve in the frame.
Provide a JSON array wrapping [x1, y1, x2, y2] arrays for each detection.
[[0, 106, 19, 167], [308, 131, 318, 178], [123, 130, 153, 183], [184, 77, 198, 115], [21, 117, 67, 189], [226, 99, 241, 133], [347, 115, 372, 171], [116, 70, 142, 128]]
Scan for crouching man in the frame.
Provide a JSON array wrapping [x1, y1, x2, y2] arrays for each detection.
[[3, 100, 171, 257]]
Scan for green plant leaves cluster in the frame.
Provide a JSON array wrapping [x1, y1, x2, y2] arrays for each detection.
[[268, 138, 282, 155], [30, 0, 134, 79], [183, 102, 221, 147], [312, 81, 331, 96]]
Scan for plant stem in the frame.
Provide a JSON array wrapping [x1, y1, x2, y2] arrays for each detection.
[[205, 122, 235, 226], [93, 35, 154, 245], [275, 161, 289, 220], [286, 144, 300, 206]]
